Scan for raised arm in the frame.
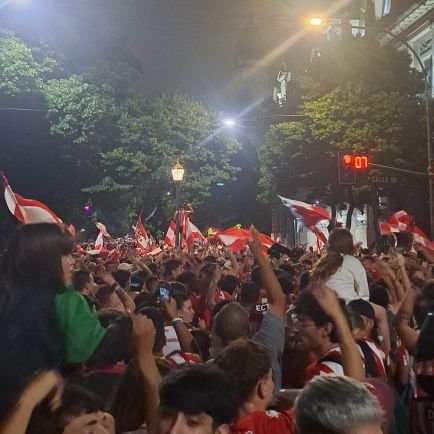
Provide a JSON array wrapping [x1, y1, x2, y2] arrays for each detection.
[[164, 298, 196, 354], [0, 371, 63, 434], [312, 283, 364, 382], [248, 228, 286, 320], [131, 315, 161, 434]]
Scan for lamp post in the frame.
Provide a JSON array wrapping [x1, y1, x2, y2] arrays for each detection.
[[171, 161, 185, 247], [310, 18, 434, 238]]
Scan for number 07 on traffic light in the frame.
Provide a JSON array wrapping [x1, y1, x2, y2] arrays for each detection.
[[338, 151, 369, 184]]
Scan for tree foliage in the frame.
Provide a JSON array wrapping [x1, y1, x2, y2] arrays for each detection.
[[258, 35, 427, 228]]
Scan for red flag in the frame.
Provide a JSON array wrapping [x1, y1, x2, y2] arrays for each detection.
[[278, 195, 330, 245], [165, 220, 176, 246], [379, 221, 400, 236], [218, 227, 274, 253], [2, 173, 62, 224]]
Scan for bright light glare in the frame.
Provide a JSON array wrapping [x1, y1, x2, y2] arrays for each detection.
[[14, 0, 31, 7], [224, 119, 236, 126], [309, 17, 323, 26]]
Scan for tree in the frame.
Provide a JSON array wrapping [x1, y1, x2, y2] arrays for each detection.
[[259, 34, 426, 230], [85, 90, 241, 232]]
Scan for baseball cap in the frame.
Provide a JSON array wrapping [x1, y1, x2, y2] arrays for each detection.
[[118, 262, 133, 272]]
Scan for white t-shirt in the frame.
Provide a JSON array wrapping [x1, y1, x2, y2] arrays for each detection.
[[326, 255, 369, 303], [162, 325, 181, 356]]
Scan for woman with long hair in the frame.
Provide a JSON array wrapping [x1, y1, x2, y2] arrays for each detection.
[[0, 223, 131, 420], [310, 228, 391, 352]]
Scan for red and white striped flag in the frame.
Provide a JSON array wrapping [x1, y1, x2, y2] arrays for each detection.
[[134, 213, 150, 249], [95, 229, 104, 251], [165, 220, 176, 246], [278, 195, 330, 245], [186, 219, 205, 248], [2, 173, 62, 224]]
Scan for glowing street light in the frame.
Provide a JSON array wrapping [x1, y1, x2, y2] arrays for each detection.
[[309, 17, 323, 27], [224, 119, 236, 127], [171, 161, 185, 247]]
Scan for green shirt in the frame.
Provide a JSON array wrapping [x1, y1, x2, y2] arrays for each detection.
[[55, 287, 107, 364]]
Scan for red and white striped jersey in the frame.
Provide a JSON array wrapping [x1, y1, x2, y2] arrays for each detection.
[[358, 337, 389, 380]]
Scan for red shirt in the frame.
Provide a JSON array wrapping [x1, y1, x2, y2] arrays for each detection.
[[231, 409, 295, 434], [303, 347, 344, 384]]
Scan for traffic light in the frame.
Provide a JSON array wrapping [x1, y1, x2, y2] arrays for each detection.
[[337, 151, 369, 184], [338, 151, 356, 184]]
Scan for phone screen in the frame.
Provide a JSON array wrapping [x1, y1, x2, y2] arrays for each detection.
[[159, 283, 171, 301]]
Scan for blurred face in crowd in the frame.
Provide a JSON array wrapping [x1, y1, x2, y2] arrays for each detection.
[[292, 313, 329, 352], [159, 408, 230, 434], [62, 254, 74, 286], [179, 299, 195, 324]]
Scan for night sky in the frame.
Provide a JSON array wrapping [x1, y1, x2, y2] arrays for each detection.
[[4, 0, 349, 113]]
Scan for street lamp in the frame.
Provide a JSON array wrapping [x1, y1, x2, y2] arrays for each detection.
[[171, 161, 185, 247], [310, 19, 434, 237], [223, 114, 304, 128]]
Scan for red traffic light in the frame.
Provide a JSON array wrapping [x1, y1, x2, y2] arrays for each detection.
[[341, 154, 369, 170], [343, 154, 352, 165]]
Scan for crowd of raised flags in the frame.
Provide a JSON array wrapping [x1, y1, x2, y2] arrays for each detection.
[[3, 171, 434, 255]]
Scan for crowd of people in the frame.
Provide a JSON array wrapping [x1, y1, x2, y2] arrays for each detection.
[[0, 222, 434, 433]]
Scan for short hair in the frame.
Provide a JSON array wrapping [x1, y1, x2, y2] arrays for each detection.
[[162, 259, 182, 279], [294, 376, 383, 434], [219, 275, 240, 295], [213, 302, 249, 345], [159, 365, 237, 429], [113, 270, 131, 289], [172, 291, 189, 310], [239, 281, 260, 305], [27, 383, 104, 434], [135, 306, 165, 353], [72, 269, 91, 292], [213, 339, 271, 405], [369, 283, 389, 308], [294, 292, 340, 343]]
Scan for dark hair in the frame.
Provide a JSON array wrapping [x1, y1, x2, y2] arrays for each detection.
[[212, 299, 233, 318], [191, 328, 211, 361], [203, 255, 217, 264], [369, 283, 389, 308], [95, 284, 115, 308], [213, 339, 271, 405], [172, 291, 189, 310], [219, 275, 240, 295], [113, 270, 131, 289], [146, 275, 159, 292], [250, 265, 263, 287], [159, 365, 238, 429], [0, 223, 75, 318], [27, 383, 104, 434], [239, 281, 260, 306], [176, 271, 199, 294], [294, 292, 341, 343], [110, 360, 147, 433], [72, 269, 91, 292], [162, 259, 182, 279], [276, 271, 294, 295], [299, 270, 311, 292], [135, 306, 165, 353]]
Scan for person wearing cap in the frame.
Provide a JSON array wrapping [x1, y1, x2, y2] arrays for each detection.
[[348, 299, 390, 381]]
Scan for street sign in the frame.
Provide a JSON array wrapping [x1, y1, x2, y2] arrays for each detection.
[[368, 174, 399, 184]]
